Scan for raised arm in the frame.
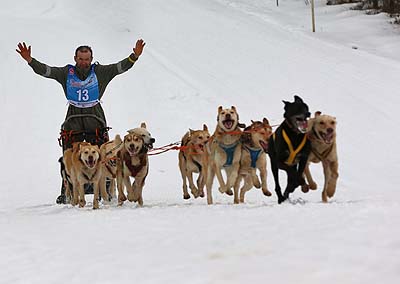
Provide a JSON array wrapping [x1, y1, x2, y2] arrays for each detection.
[[95, 39, 146, 82], [16, 41, 67, 84]]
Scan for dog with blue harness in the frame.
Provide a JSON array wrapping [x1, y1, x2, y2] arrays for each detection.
[[233, 118, 273, 204], [205, 106, 244, 205]]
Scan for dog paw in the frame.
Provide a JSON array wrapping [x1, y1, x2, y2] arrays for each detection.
[[127, 191, 136, 202], [226, 189, 233, 196], [218, 186, 226, 194], [253, 178, 261, 189], [301, 184, 310, 193], [183, 193, 190, 200], [119, 194, 127, 202], [322, 192, 328, 203], [309, 182, 317, 190], [262, 188, 272, 197], [199, 191, 205, 198], [278, 196, 286, 204]]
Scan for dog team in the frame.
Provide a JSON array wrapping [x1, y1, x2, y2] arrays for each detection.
[[61, 95, 339, 209]]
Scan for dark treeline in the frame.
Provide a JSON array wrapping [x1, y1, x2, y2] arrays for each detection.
[[327, 0, 400, 14]]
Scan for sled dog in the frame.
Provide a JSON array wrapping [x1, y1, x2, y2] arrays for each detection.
[[268, 95, 311, 204], [206, 106, 242, 205], [234, 118, 272, 203], [178, 124, 210, 199], [304, 111, 338, 202], [99, 134, 123, 202], [117, 123, 150, 206], [63, 142, 103, 209]]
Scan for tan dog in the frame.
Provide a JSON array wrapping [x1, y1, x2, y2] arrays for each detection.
[[99, 134, 123, 202], [178, 124, 210, 199], [63, 142, 102, 209], [234, 118, 273, 203], [117, 123, 150, 206], [206, 106, 242, 205], [304, 111, 339, 202]]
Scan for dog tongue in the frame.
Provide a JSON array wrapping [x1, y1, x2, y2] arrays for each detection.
[[88, 159, 95, 167], [224, 120, 233, 129], [259, 140, 269, 152], [322, 132, 333, 143]]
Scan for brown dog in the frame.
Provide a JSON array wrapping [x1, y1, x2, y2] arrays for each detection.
[[206, 106, 242, 205], [304, 111, 339, 202], [99, 134, 123, 202], [178, 124, 210, 199], [234, 118, 273, 203], [117, 123, 150, 206], [63, 142, 102, 209]]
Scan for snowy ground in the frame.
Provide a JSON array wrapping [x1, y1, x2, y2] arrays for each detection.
[[1, 0, 400, 283]]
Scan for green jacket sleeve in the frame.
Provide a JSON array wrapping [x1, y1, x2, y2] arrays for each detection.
[[28, 58, 68, 87], [94, 53, 137, 82], [94, 53, 138, 99]]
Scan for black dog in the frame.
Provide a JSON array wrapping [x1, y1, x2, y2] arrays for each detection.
[[268, 95, 311, 204]]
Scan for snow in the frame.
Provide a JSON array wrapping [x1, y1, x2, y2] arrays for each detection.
[[1, 0, 400, 283]]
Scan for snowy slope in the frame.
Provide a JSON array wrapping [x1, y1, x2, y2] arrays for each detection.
[[1, 0, 400, 283]]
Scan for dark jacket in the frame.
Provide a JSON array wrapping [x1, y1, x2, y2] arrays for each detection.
[[28, 54, 137, 132]]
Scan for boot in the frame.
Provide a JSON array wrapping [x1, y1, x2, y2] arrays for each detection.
[[56, 181, 66, 204]]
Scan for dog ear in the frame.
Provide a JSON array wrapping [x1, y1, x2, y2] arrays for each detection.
[[263, 117, 270, 125], [314, 111, 322, 117], [203, 124, 208, 131], [217, 106, 223, 121], [294, 95, 304, 103], [115, 134, 122, 144], [231, 106, 237, 112], [140, 122, 147, 129], [189, 128, 195, 136]]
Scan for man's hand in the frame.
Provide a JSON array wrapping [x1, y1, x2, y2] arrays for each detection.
[[16, 42, 32, 63], [133, 39, 145, 57]]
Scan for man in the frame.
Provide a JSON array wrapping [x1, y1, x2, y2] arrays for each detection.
[[16, 39, 145, 203]]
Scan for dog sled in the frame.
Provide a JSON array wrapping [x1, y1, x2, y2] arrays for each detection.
[[56, 114, 111, 204]]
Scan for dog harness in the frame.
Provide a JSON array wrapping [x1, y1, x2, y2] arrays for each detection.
[[273, 129, 307, 166], [66, 64, 100, 108], [219, 141, 239, 167], [123, 151, 147, 177], [244, 146, 262, 168]]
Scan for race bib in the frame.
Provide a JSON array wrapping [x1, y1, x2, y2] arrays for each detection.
[[66, 64, 100, 108]]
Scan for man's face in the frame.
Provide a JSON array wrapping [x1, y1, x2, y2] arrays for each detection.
[[74, 50, 92, 69]]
